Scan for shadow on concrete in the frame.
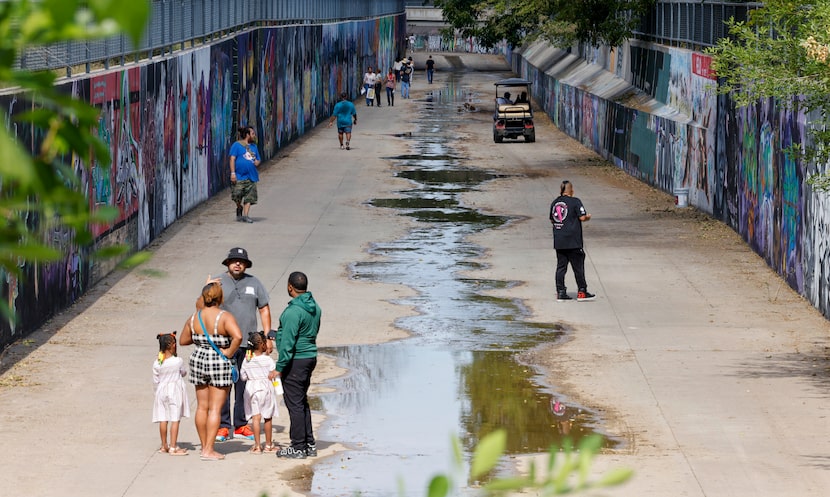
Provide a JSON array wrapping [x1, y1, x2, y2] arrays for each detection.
[[730, 349, 830, 394]]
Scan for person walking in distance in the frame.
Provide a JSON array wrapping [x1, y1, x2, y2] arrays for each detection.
[[362, 67, 376, 107], [425, 55, 435, 84], [373, 72, 384, 107], [328, 92, 357, 150], [400, 61, 412, 99], [394, 57, 403, 81], [215, 247, 272, 442], [229, 126, 261, 223], [385, 68, 396, 106], [550, 180, 596, 302], [272, 272, 321, 459]]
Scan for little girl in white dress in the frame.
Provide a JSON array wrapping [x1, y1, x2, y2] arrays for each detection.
[[240, 331, 279, 453], [152, 332, 190, 455]]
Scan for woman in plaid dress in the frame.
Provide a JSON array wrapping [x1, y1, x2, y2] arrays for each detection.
[[180, 283, 243, 461]]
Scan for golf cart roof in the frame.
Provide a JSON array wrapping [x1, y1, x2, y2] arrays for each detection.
[[495, 78, 532, 87]]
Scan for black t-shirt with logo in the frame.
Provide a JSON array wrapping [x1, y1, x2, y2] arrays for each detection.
[[426, 59, 435, 70], [401, 65, 412, 83], [549, 195, 587, 249]]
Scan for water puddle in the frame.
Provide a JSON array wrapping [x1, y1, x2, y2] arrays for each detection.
[[310, 76, 617, 497]]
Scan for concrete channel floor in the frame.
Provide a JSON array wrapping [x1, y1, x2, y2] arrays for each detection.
[[1, 53, 829, 497]]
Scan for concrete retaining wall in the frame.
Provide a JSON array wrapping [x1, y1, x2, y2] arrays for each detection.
[[510, 40, 830, 319], [0, 15, 406, 347]]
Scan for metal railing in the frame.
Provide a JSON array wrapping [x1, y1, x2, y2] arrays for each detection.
[[16, 0, 405, 76], [633, 1, 762, 48]]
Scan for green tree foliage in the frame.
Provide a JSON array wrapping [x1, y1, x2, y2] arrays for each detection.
[[0, 0, 149, 320], [706, 0, 830, 190], [426, 430, 633, 496], [435, 0, 654, 49]]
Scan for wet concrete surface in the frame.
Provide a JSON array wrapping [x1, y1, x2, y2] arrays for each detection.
[[310, 75, 618, 497]]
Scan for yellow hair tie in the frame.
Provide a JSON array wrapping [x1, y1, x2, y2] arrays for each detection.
[[158, 351, 165, 365]]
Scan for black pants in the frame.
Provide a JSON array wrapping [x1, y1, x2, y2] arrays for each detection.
[[282, 357, 317, 450], [220, 347, 247, 430], [386, 87, 394, 106], [555, 248, 588, 293], [374, 84, 383, 106]]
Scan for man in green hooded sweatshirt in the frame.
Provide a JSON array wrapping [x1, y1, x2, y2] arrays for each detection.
[[272, 271, 321, 459]]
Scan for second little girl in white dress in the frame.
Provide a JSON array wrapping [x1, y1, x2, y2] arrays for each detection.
[[240, 331, 279, 453]]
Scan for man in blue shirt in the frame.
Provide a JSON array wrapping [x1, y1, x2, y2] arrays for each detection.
[[229, 126, 261, 223], [328, 92, 357, 150]]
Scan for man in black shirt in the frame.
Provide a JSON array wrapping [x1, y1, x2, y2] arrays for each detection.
[[550, 180, 596, 301], [425, 55, 435, 84]]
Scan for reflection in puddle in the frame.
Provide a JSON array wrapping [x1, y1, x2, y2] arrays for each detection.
[[312, 76, 617, 497], [313, 343, 605, 497]]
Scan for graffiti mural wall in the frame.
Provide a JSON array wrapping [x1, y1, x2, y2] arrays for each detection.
[[0, 16, 404, 348], [513, 42, 830, 318]]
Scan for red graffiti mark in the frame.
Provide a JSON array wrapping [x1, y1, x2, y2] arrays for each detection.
[[692, 54, 716, 80]]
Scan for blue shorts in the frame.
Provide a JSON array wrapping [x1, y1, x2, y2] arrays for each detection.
[[337, 125, 352, 134]]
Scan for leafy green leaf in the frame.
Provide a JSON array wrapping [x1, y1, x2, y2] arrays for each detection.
[[470, 429, 507, 479], [596, 467, 634, 487], [88, 205, 119, 224], [14, 108, 56, 128], [19, 9, 54, 44], [117, 251, 153, 269], [577, 435, 602, 485], [44, 0, 81, 32], [2, 242, 62, 262], [482, 476, 530, 491], [0, 126, 38, 185], [9, 69, 57, 90], [426, 475, 450, 497], [450, 434, 464, 469]]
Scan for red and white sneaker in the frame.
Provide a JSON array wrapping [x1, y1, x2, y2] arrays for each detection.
[[577, 291, 596, 301]]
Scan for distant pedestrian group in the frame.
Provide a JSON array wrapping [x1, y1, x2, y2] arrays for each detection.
[[363, 58, 419, 107]]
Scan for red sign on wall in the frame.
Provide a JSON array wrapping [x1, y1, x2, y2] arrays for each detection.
[[692, 53, 716, 80]]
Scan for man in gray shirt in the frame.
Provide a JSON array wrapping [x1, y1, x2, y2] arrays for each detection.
[[216, 247, 271, 441]]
